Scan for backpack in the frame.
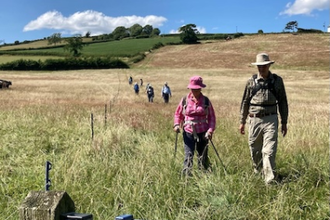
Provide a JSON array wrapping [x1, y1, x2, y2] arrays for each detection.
[[147, 86, 154, 95], [134, 84, 139, 92], [181, 95, 210, 116], [251, 73, 278, 99]]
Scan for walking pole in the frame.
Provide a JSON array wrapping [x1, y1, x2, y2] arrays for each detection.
[[174, 131, 179, 158], [209, 139, 227, 175]]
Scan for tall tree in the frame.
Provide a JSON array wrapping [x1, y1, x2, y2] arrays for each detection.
[[129, 24, 143, 37], [151, 28, 161, 36], [179, 24, 198, 44], [48, 33, 62, 45], [285, 21, 298, 32], [85, 31, 91, 38], [141, 25, 153, 36], [64, 34, 84, 57], [112, 26, 130, 40]]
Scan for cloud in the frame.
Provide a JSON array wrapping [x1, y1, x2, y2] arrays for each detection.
[[169, 25, 206, 34], [196, 26, 206, 34], [169, 29, 179, 34], [23, 10, 167, 36], [280, 0, 329, 15]]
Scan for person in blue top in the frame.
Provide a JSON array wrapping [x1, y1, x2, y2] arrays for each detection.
[[134, 82, 139, 94], [161, 82, 172, 103]]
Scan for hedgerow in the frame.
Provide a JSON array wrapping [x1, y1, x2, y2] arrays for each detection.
[[0, 57, 129, 70]]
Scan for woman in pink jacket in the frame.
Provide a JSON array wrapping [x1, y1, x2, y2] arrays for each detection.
[[173, 76, 216, 176]]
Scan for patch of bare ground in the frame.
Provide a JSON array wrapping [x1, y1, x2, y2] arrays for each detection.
[[135, 33, 329, 71]]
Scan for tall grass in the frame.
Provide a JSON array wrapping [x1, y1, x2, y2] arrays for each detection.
[[0, 68, 328, 220]]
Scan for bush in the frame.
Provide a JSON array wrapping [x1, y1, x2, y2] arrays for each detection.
[[233, 32, 244, 38], [130, 53, 146, 63], [0, 57, 129, 71], [297, 28, 323, 33], [151, 42, 164, 50], [1, 59, 41, 70]]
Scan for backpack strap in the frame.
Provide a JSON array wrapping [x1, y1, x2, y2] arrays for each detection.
[[251, 74, 261, 97], [251, 73, 278, 99], [181, 95, 210, 141], [182, 95, 210, 116], [269, 74, 278, 98], [181, 95, 187, 116], [203, 96, 209, 118]]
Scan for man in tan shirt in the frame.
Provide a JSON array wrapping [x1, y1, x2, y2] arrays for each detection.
[[239, 53, 288, 184]]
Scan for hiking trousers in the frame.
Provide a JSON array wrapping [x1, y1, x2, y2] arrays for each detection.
[[182, 131, 209, 175], [148, 94, 154, 102], [163, 93, 170, 103], [248, 114, 278, 184]]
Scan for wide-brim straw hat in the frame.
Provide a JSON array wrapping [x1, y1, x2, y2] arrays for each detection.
[[251, 53, 275, 65]]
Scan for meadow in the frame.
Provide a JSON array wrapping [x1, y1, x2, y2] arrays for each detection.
[[0, 36, 181, 62], [0, 33, 329, 220]]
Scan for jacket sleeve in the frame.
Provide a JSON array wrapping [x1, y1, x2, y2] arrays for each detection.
[[207, 101, 216, 133], [276, 77, 289, 124], [239, 80, 252, 124], [174, 97, 184, 126]]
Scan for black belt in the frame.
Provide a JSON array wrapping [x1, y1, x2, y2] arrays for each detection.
[[249, 113, 277, 118]]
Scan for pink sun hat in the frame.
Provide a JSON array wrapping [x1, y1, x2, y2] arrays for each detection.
[[187, 76, 206, 89]]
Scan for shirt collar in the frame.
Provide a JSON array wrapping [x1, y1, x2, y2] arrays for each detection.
[[257, 71, 273, 81]]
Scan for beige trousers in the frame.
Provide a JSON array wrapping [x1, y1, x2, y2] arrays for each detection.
[[248, 114, 278, 183]]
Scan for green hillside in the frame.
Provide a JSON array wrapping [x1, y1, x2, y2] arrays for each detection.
[[0, 36, 181, 57]]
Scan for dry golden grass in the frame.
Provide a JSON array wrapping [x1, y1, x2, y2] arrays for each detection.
[[136, 33, 329, 71], [0, 68, 327, 133], [1, 36, 328, 170], [0, 33, 328, 127]]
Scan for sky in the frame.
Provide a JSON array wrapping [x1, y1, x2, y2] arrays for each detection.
[[0, 0, 329, 44]]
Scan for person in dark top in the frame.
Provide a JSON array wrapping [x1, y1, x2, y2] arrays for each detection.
[[239, 53, 288, 185]]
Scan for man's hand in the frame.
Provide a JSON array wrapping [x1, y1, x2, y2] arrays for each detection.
[[239, 124, 245, 135]]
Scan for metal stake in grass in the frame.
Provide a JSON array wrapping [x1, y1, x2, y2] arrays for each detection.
[[45, 161, 52, 191]]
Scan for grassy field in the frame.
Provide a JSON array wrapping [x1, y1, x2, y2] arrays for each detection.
[[0, 33, 329, 220], [0, 36, 181, 58], [0, 55, 64, 64], [0, 37, 94, 51]]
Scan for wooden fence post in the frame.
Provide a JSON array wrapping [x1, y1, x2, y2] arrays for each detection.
[[91, 113, 94, 140], [105, 104, 107, 127]]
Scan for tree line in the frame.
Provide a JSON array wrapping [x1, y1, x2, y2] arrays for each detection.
[[93, 24, 161, 41], [284, 21, 323, 33]]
